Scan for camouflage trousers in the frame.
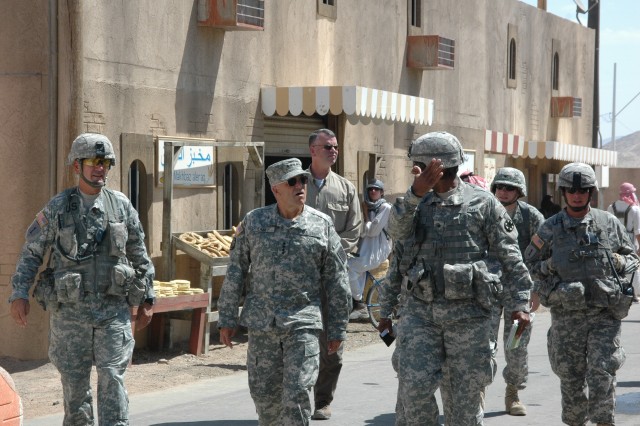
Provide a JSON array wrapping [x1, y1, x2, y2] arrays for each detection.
[[489, 305, 532, 389], [395, 298, 493, 426], [247, 328, 320, 425], [49, 300, 134, 426], [548, 308, 626, 426]]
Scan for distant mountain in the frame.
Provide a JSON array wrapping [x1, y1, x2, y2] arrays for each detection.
[[601, 130, 640, 168]]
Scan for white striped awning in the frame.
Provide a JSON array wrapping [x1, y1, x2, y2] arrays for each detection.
[[261, 86, 434, 125], [523, 141, 617, 167], [484, 129, 525, 156]]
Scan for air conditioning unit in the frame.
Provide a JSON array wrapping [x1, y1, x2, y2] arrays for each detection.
[[551, 97, 582, 118], [198, 0, 264, 30], [406, 35, 455, 70]]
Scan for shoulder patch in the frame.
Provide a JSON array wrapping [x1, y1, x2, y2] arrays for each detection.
[[36, 210, 48, 228], [504, 218, 515, 233], [531, 234, 544, 250]]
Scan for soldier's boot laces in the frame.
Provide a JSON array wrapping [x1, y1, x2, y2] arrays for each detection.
[[505, 384, 527, 416]]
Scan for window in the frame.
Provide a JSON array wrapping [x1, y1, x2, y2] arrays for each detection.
[[552, 52, 560, 91], [128, 160, 150, 249], [223, 163, 240, 229], [410, 0, 421, 27], [507, 24, 518, 89], [317, 0, 337, 19]]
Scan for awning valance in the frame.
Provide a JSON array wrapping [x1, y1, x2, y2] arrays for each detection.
[[261, 86, 434, 125], [484, 130, 525, 157], [523, 141, 617, 167]]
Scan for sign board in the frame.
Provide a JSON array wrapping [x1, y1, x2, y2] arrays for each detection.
[[458, 150, 475, 175], [157, 139, 216, 187]]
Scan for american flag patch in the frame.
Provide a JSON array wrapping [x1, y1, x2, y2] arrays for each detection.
[[35, 211, 48, 229], [531, 234, 544, 249]]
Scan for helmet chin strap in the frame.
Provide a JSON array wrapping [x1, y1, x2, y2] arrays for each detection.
[[80, 173, 106, 188], [563, 193, 592, 212], [500, 200, 518, 208]]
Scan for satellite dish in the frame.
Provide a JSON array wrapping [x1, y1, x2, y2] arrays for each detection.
[[573, 0, 587, 13]]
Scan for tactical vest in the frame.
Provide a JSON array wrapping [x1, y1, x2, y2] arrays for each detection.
[[400, 184, 486, 294], [54, 188, 129, 295], [551, 209, 614, 283], [610, 203, 635, 244]]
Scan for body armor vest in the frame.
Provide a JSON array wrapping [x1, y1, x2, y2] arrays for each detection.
[[515, 201, 531, 254], [551, 209, 613, 283], [55, 188, 129, 295], [400, 185, 486, 294]]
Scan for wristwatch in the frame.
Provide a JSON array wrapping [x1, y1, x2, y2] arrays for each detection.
[[143, 297, 155, 306]]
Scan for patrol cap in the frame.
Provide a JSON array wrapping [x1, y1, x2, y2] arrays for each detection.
[[266, 158, 311, 186], [557, 162, 598, 191], [491, 167, 527, 197], [620, 182, 636, 195], [408, 131, 465, 168], [67, 133, 116, 166], [366, 179, 384, 190]]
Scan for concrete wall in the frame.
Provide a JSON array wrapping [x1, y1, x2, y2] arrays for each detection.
[[0, 0, 596, 358]]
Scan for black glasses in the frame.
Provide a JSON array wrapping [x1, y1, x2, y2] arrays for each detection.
[[368, 187, 382, 192], [314, 144, 339, 151], [287, 175, 308, 187], [566, 187, 590, 194], [495, 184, 517, 192]]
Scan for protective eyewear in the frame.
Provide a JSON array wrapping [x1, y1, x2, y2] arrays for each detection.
[[83, 158, 113, 168], [495, 184, 517, 192], [286, 175, 308, 187], [314, 144, 339, 151], [368, 187, 382, 192], [566, 187, 590, 194]]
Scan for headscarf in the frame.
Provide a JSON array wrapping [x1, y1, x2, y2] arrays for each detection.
[[619, 182, 638, 206], [364, 180, 387, 211]]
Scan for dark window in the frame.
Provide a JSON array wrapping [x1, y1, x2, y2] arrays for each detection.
[[508, 38, 517, 81], [322, 0, 334, 5], [410, 0, 421, 27], [552, 52, 560, 91]]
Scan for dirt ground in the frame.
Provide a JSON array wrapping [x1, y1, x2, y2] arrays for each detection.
[[0, 321, 381, 420]]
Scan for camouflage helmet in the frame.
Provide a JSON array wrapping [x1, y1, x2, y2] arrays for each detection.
[[557, 162, 598, 191], [408, 131, 465, 168], [490, 167, 527, 197], [66, 133, 116, 166]]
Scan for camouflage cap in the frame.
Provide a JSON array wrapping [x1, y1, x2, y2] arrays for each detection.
[[557, 162, 598, 191], [408, 131, 465, 168], [67, 133, 116, 166], [491, 167, 527, 197], [266, 158, 311, 186]]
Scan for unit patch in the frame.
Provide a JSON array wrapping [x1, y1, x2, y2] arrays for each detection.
[[504, 219, 515, 233]]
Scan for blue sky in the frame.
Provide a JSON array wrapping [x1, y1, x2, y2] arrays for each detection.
[[521, 0, 640, 143]]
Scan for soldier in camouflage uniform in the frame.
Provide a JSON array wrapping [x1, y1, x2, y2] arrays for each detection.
[[525, 162, 638, 426], [9, 133, 156, 426], [384, 131, 533, 425], [486, 167, 545, 416], [218, 158, 351, 425]]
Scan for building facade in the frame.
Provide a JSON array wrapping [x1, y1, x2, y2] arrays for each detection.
[[0, 0, 610, 359]]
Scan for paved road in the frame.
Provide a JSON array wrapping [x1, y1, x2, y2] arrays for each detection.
[[27, 305, 640, 425]]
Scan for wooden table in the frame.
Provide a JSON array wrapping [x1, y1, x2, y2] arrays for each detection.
[[130, 293, 210, 355]]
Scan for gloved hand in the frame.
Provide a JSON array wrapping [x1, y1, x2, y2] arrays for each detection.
[[540, 258, 555, 276], [612, 253, 627, 273]]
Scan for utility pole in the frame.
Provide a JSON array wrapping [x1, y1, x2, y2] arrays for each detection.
[[587, 0, 600, 149], [612, 63, 616, 151]]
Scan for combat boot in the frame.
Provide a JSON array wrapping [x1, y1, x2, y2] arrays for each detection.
[[505, 384, 527, 416]]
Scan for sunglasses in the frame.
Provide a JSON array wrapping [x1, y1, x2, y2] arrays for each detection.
[[368, 187, 382, 192], [286, 175, 308, 187], [83, 158, 113, 168], [314, 144, 339, 151], [495, 184, 517, 192], [566, 187, 590, 194]]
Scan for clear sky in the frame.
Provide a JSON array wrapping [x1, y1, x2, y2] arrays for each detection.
[[521, 0, 640, 143]]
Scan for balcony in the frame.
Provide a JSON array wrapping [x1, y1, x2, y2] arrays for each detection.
[[406, 35, 455, 70], [198, 0, 264, 30], [551, 97, 582, 118]]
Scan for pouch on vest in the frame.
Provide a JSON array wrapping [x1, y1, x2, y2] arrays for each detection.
[[109, 263, 136, 296], [443, 263, 475, 301], [58, 226, 78, 258], [537, 276, 562, 308], [471, 261, 502, 311], [126, 277, 146, 307], [108, 222, 128, 257], [588, 278, 617, 308], [54, 272, 82, 303], [33, 268, 56, 310], [609, 291, 634, 320], [405, 263, 434, 303], [554, 281, 587, 311]]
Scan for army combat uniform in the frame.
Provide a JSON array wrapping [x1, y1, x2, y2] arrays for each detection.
[[217, 204, 350, 425], [388, 181, 532, 426], [526, 208, 638, 425], [10, 186, 155, 426]]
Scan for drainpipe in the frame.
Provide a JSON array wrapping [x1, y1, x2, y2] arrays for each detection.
[[49, 0, 58, 196]]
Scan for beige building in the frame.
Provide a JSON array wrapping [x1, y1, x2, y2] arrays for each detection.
[[0, 0, 613, 359]]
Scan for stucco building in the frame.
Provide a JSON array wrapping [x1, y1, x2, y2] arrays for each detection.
[[0, 0, 613, 359]]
